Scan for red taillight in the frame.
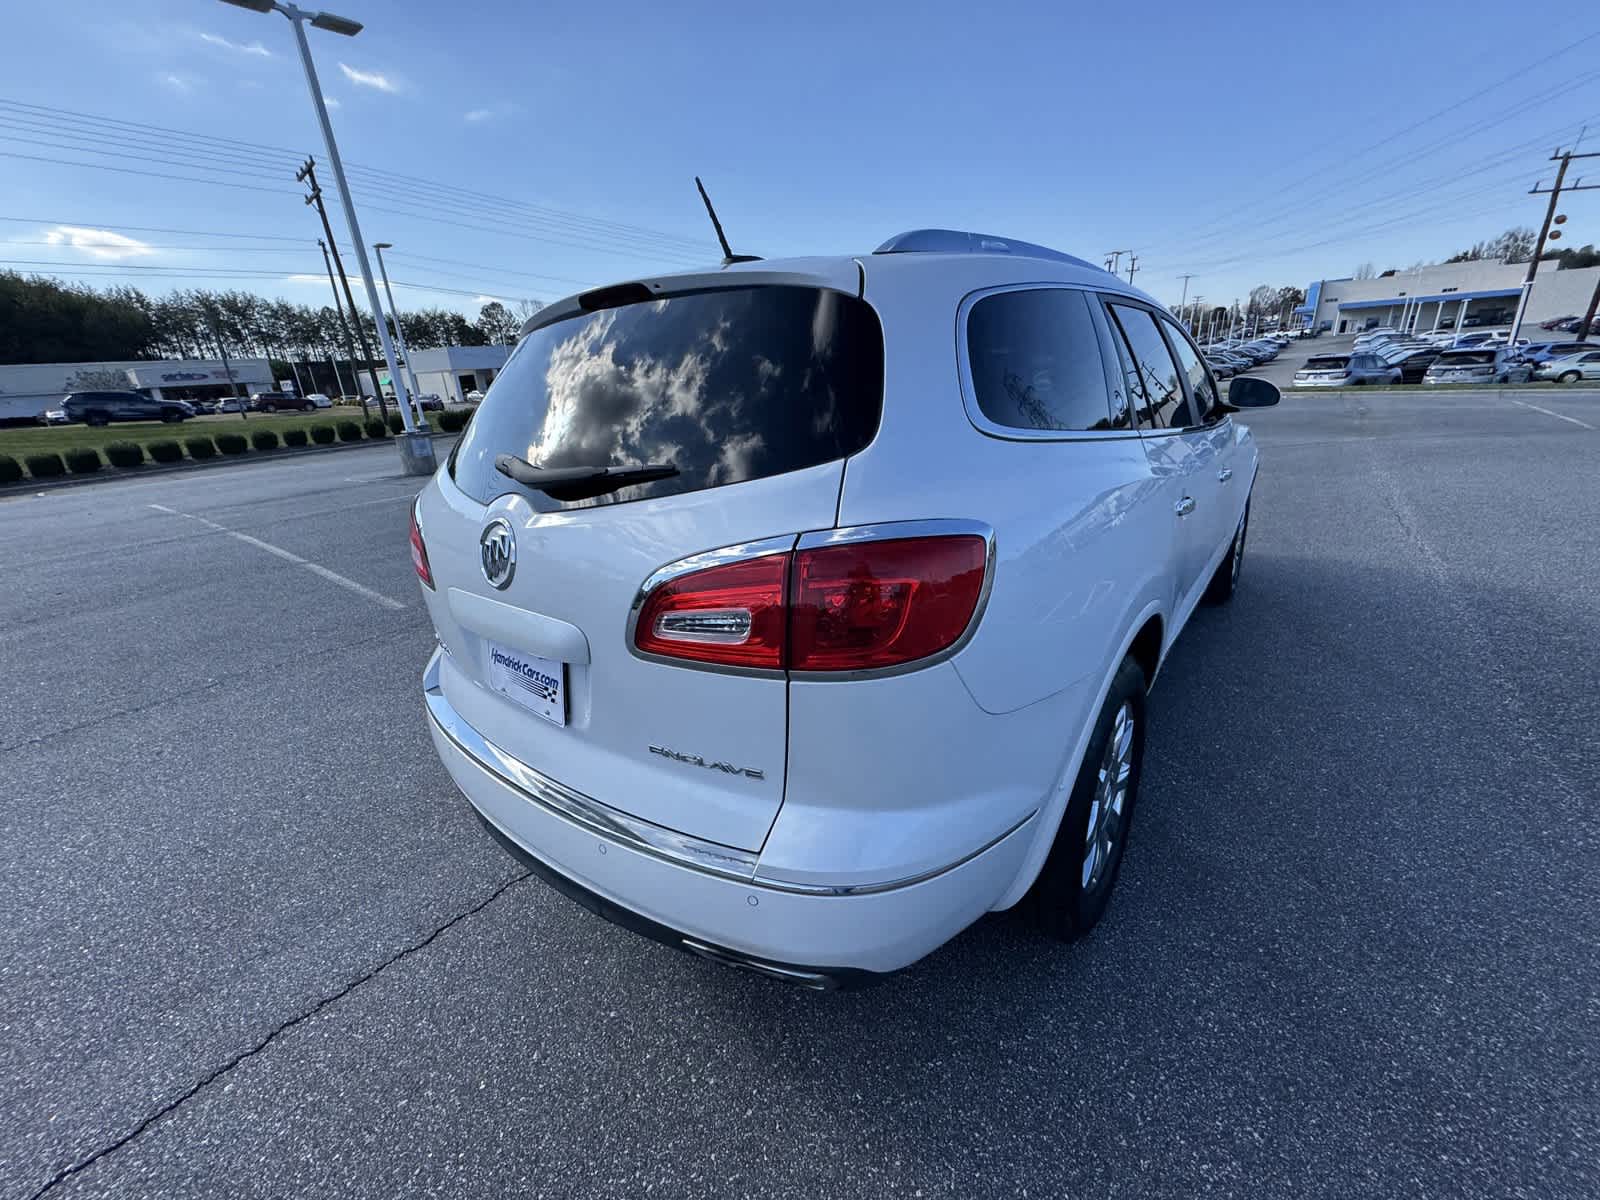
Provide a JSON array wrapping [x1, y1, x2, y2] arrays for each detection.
[[409, 504, 434, 589], [632, 534, 987, 673], [634, 553, 788, 669], [790, 536, 987, 671]]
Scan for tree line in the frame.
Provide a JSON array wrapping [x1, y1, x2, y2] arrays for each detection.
[[0, 271, 539, 366]]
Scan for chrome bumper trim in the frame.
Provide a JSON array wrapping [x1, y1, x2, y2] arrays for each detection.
[[424, 649, 1034, 897]]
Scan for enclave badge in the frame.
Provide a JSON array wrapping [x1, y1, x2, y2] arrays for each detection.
[[649, 745, 765, 781]]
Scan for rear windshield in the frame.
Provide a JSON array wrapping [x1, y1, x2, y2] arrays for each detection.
[[1436, 351, 1495, 365], [1305, 356, 1349, 370], [450, 285, 884, 508]]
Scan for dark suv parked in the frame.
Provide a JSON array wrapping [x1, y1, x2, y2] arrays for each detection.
[[249, 391, 317, 413], [62, 391, 192, 426]]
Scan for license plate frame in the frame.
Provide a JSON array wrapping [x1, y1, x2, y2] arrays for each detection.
[[486, 641, 567, 727]]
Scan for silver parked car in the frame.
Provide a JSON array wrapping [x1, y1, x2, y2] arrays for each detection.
[[1532, 349, 1600, 384], [1293, 353, 1402, 388], [1422, 348, 1533, 385]]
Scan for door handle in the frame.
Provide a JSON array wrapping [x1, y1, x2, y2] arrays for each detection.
[[1175, 496, 1196, 517], [1217, 467, 1233, 482]]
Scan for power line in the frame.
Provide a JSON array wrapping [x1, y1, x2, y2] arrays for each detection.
[[1164, 30, 1600, 244], [0, 97, 712, 254]]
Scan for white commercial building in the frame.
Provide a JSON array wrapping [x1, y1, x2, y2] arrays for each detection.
[[405, 346, 512, 405], [0, 357, 272, 422], [1295, 261, 1600, 335]]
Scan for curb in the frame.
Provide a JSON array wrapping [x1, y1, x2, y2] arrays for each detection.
[[0, 431, 459, 498]]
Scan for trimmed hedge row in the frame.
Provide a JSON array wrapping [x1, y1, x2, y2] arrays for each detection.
[[5, 415, 461, 481]]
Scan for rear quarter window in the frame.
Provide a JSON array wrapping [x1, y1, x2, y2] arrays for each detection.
[[963, 288, 1121, 432], [449, 285, 884, 508]]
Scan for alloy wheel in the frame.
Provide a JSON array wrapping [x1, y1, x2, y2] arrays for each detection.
[[1082, 702, 1135, 892]]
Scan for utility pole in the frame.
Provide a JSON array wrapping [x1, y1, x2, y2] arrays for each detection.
[[299, 157, 388, 420], [202, 306, 247, 420], [1509, 146, 1600, 346], [372, 242, 425, 427], [1105, 249, 1128, 274], [1126, 254, 1139, 286], [1177, 274, 1194, 326], [317, 237, 367, 418]]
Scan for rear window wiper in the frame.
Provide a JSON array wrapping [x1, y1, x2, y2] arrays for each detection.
[[494, 454, 679, 501]]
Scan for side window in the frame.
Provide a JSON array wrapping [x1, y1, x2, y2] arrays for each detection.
[[1160, 320, 1218, 426], [1105, 303, 1192, 430], [965, 288, 1120, 432]]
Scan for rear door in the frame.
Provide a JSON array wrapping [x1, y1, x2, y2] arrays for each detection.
[[1102, 300, 1216, 613], [421, 279, 883, 853], [1158, 315, 1243, 557]]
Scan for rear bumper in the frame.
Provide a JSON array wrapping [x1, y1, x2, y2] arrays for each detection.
[[422, 649, 1036, 981]]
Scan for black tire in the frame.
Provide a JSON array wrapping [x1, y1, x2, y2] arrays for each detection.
[[1560, 371, 1581, 384], [1029, 657, 1147, 941], [1204, 500, 1249, 604], [301, 402, 314, 412], [161, 410, 184, 423], [85, 412, 110, 427], [261, 403, 276, 413]]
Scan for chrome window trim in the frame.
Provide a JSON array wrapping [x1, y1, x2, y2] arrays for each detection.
[[954, 282, 1143, 443], [789, 517, 997, 683], [623, 534, 798, 680], [425, 648, 1028, 895]]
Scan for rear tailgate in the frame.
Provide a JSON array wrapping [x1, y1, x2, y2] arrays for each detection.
[[420, 274, 882, 854]]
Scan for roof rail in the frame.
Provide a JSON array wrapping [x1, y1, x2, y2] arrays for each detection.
[[873, 229, 1098, 270]]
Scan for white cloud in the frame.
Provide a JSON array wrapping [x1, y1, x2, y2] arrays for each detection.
[[474, 295, 505, 305], [464, 109, 492, 123], [199, 31, 272, 57], [160, 72, 195, 94], [338, 62, 398, 93], [324, 95, 341, 109], [43, 226, 156, 261]]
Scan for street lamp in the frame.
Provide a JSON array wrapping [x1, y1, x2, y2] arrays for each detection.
[[372, 242, 425, 426], [218, 0, 433, 475]]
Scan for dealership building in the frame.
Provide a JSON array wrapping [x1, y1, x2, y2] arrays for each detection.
[[0, 357, 272, 422], [1295, 260, 1600, 335], [399, 345, 512, 405]]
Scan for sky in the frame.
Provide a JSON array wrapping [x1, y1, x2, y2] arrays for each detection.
[[2, 0, 1599, 320]]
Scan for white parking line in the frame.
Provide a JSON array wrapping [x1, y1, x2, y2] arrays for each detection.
[[147, 502, 407, 610], [1509, 398, 1596, 430]]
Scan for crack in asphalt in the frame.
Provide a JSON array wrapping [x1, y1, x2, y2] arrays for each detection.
[[21, 870, 531, 1200], [0, 625, 419, 756]]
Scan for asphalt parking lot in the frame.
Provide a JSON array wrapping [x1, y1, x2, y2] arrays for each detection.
[[3, 391, 1598, 1200]]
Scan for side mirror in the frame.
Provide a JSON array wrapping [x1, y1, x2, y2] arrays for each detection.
[[1227, 376, 1281, 408]]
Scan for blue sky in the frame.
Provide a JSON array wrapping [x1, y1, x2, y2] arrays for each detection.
[[3, 0, 1598, 318]]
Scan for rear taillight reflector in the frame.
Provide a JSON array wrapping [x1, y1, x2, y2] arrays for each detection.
[[634, 554, 788, 669], [409, 504, 434, 589], [790, 536, 987, 671], [631, 533, 988, 674]]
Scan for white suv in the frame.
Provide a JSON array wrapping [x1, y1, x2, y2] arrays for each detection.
[[412, 229, 1280, 988]]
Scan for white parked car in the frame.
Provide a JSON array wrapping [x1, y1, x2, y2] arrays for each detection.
[[305, 392, 334, 408], [411, 230, 1280, 987], [1533, 348, 1600, 383], [463, 389, 486, 404]]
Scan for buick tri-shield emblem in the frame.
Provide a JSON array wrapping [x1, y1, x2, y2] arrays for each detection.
[[479, 519, 516, 589]]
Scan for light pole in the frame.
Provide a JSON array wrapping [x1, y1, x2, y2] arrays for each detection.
[[373, 242, 424, 428], [218, 0, 433, 475]]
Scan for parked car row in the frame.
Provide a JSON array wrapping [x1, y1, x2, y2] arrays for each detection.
[[1200, 333, 1292, 378], [1538, 314, 1599, 335], [38, 389, 340, 425], [1296, 325, 1597, 387]]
